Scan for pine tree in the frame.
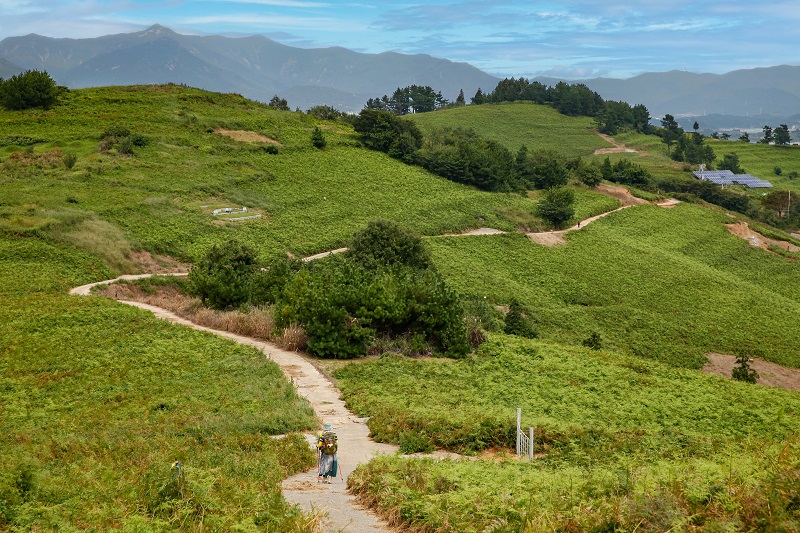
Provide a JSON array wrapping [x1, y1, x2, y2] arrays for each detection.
[[731, 354, 759, 384]]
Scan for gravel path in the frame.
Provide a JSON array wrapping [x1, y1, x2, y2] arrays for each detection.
[[71, 280, 398, 532]]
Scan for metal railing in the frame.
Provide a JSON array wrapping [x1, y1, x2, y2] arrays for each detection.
[[516, 408, 534, 460]]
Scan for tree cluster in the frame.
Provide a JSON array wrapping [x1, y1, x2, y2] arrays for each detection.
[[365, 85, 449, 115], [600, 157, 652, 186], [475, 77, 651, 134], [355, 110, 583, 194], [353, 109, 423, 162], [187, 221, 471, 359], [761, 124, 792, 145]]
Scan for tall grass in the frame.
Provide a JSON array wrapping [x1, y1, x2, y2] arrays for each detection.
[[0, 293, 318, 530]]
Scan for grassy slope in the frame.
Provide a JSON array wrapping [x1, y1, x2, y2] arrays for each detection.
[[428, 203, 800, 369], [407, 100, 612, 158], [338, 337, 800, 530], [4, 90, 800, 530], [0, 86, 546, 266]]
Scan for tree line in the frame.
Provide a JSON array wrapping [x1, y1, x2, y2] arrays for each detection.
[[471, 78, 652, 135]]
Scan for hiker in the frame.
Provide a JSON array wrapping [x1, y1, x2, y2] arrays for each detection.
[[317, 422, 339, 483]]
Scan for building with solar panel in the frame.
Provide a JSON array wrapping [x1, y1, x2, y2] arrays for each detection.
[[692, 169, 773, 188]]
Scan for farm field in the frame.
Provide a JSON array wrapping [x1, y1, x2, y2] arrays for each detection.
[[2, 85, 800, 530]]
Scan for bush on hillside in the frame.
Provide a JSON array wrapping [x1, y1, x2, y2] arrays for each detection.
[[188, 241, 258, 310], [537, 187, 575, 227], [414, 127, 521, 192], [0, 70, 59, 110], [274, 259, 469, 359], [311, 127, 327, 149], [354, 109, 422, 162], [504, 299, 538, 339], [346, 218, 431, 271]]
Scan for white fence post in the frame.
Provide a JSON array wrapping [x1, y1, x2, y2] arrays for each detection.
[[529, 427, 534, 459]]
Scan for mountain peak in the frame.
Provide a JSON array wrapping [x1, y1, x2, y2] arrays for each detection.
[[141, 24, 176, 37]]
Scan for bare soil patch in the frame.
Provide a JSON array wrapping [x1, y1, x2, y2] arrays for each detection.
[[593, 132, 638, 155], [725, 222, 800, 254], [704, 353, 800, 392], [527, 231, 567, 246], [214, 128, 281, 144], [596, 183, 649, 207]]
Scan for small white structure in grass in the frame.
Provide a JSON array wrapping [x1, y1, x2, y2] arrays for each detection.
[[212, 206, 248, 216]]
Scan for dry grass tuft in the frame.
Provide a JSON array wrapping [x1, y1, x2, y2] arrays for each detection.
[[277, 324, 307, 352]]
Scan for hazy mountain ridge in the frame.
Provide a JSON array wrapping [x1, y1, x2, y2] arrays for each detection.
[[0, 25, 498, 111], [536, 65, 800, 128], [1, 24, 799, 123]]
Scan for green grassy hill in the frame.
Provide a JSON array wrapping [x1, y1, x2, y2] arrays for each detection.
[[407, 100, 612, 158], [3, 87, 800, 530]]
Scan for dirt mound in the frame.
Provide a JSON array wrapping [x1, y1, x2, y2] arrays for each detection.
[[704, 353, 800, 391]]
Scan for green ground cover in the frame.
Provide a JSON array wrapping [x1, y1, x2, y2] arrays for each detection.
[[427, 202, 800, 368], [0, 293, 317, 530], [337, 336, 800, 531], [4, 85, 800, 530], [1, 86, 552, 265], [407, 101, 611, 158]]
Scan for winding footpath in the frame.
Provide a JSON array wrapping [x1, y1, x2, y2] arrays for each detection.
[[70, 280, 398, 532], [68, 193, 682, 531]]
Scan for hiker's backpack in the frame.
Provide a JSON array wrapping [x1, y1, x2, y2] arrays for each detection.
[[320, 431, 338, 455]]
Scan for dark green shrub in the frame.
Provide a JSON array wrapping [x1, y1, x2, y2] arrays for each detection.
[[504, 299, 538, 338], [774, 166, 783, 176], [250, 257, 303, 306], [346, 218, 431, 271], [582, 332, 603, 350], [63, 152, 77, 169], [275, 259, 468, 359], [311, 126, 327, 149], [577, 161, 603, 187], [537, 187, 575, 227], [0, 70, 59, 110], [732, 354, 759, 383], [188, 241, 258, 310]]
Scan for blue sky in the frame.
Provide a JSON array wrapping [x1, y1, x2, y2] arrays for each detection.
[[1, 0, 799, 79]]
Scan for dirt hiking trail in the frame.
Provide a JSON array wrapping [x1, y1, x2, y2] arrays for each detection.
[[71, 280, 398, 532]]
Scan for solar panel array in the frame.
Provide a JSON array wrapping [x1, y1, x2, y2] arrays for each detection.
[[692, 170, 773, 188]]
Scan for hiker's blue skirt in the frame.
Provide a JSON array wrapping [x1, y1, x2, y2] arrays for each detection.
[[319, 453, 338, 477]]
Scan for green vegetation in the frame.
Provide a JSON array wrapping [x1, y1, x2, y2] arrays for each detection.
[[4, 84, 800, 530], [408, 101, 610, 158], [0, 292, 317, 529], [0, 69, 60, 110], [427, 204, 800, 369], [338, 337, 800, 531]]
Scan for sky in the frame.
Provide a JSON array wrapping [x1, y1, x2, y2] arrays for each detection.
[[1, 1, 799, 80]]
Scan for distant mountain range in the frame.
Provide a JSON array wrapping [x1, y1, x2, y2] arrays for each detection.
[[536, 66, 800, 130], [1, 24, 799, 127], [0, 24, 498, 112]]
